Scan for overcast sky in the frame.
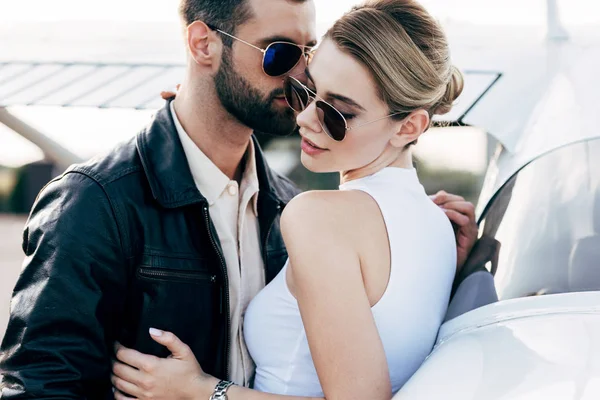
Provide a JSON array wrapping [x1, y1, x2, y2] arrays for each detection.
[[0, 0, 597, 26]]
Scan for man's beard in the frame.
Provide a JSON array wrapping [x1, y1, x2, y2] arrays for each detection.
[[214, 48, 297, 137]]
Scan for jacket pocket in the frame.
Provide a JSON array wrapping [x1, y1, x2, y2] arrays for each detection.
[[137, 267, 217, 284], [124, 252, 222, 371]]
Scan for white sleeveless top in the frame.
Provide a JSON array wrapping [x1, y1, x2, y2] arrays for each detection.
[[244, 167, 456, 396]]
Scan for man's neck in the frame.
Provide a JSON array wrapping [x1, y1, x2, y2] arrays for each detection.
[[173, 88, 254, 180]]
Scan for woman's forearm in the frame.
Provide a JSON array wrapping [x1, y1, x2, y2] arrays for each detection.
[[226, 385, 324, 400], [198, 376, 324, 400]]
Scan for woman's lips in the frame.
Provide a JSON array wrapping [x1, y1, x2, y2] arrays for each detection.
[[301, 137, 328, 156]]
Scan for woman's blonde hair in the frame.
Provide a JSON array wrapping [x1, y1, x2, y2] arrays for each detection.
[[326, 0, 464, 127]]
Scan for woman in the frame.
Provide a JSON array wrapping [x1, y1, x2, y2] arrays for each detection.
[[112, 0, 463, 398]]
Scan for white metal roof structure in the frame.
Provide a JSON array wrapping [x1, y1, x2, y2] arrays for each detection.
[[0, 59, 499, 170], [0, 62, 185, 110]]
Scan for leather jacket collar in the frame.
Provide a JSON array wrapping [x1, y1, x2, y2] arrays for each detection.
[[136, 100, 295, 209]]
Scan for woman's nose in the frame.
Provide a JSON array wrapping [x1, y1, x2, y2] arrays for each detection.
[[296, 101, 323, 134]]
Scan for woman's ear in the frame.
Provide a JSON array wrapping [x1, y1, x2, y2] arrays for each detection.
[[186, 21, 221, 68], [390, 109, 430, 148]]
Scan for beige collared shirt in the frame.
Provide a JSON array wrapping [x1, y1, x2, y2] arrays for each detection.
[[171, 102, 265, 387]]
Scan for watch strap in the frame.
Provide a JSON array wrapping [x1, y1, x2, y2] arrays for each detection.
[[209, 380, 234, 400]]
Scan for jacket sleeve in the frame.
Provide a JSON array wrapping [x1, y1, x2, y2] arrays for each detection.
[[0, 171, 128, 399]]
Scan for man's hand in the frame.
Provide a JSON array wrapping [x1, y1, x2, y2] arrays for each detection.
[[430, 191, 478, 272], [160, 84, 180, 100]]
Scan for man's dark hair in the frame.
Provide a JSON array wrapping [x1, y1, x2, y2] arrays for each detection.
[[179, 0, 308, 46], [179, 0, 253, 46]]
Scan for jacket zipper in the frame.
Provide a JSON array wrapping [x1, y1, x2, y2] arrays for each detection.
[[203, 205, 230, 380], [138, 268, 217, 283]]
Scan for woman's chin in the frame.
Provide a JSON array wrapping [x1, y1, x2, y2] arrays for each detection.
[[300, 155, 332, 174]]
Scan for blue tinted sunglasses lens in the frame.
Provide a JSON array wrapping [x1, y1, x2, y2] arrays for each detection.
[[263, 43, 303, 76]]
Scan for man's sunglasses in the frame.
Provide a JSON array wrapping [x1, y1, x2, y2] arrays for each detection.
[[207, 24, 313, 77], [284, 76, 407, 142]]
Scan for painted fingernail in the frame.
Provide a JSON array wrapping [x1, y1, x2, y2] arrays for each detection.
[[149, 328, 163, 336]]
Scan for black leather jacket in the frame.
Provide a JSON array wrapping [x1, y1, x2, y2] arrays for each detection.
[[0, 101, 300, 399]]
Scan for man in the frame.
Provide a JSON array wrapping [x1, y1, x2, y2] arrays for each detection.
[[0, 0, 481, 398]]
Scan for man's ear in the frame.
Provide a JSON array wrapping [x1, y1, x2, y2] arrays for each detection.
[[389, 109, 430, 148], [186, 21, 221, 68]]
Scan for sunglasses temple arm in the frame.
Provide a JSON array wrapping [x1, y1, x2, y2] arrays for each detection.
[[350, 112, 407, 130], [214, 29, 266, 53]]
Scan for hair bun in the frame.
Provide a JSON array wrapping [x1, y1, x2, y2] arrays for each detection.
[[433, 65, 464, 115]]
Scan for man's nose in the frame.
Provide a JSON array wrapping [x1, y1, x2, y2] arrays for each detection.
[[287, 54, 309, 81]]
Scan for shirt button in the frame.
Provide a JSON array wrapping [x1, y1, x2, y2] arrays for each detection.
[[228, 183, 238, 196]]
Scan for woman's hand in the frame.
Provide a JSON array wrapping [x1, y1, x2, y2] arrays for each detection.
[[111, 328, 218, 400], [430, 190, 478, 272], [161, 84, 181, 100]]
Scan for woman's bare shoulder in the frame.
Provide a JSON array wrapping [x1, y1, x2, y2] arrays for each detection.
[[281, 191, 374, 296], [281, 190, 379, 245]]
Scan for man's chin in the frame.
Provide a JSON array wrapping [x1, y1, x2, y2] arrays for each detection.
[[257, 115, 297, 137], [257, 106, 297, 137], [260, 123, 297, 137]]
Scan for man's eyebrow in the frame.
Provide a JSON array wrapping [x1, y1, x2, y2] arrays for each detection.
[[260, 36, 317, 48], [305, 68, 366, 111]]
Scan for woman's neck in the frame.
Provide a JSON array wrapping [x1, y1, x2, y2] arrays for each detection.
[[340, 147, 413, 185]]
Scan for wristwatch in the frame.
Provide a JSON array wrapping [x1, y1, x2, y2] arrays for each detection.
[[209, 380, 235, 400]]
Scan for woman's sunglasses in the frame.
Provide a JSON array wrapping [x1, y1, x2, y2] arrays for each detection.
[[284, 76, 406, 142], [207, 24, 313, 77]]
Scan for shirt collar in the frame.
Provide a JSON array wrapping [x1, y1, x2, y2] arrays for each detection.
[[171, 101, 260, 215], [240, 139, 260, 216]]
